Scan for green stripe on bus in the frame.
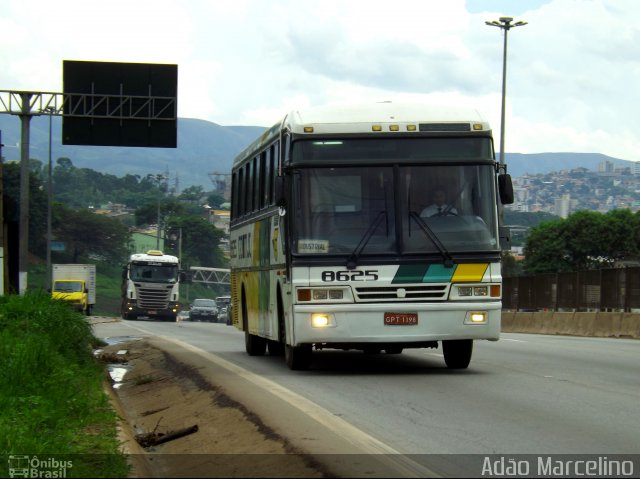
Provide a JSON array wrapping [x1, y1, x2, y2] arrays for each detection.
[[422, 264, 455, 282], [392, 264, 429, 283]]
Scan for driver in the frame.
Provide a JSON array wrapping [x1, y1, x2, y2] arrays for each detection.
[[420, 187, 458, 217]]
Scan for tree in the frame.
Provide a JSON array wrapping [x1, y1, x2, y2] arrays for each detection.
[[522, 210, 640, 274], [134, 197, 186, 227], [522, 219, 569, 274], [165, 215, 226, 268], [179, 185, 205, 204], [501, 251, 522, 277], [206, 192, 226, 209], [52, 204, 131, 263], [2, 161, 48, 256]]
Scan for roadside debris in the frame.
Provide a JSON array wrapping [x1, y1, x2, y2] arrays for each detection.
[[134, 417, 199, 447]]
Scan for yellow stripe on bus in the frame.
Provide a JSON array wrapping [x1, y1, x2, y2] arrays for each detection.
[[451, 263, 488, 282]]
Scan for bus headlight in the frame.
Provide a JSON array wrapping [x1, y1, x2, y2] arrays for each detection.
[[458, 286, 473, 297], [297, 288, 346, 302], [453, 284, 501, 299], [311, 313, 336, 328]]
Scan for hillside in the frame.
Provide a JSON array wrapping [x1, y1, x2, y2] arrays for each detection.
[[0, 115, 266, 189], [0, 115, 633, 189]]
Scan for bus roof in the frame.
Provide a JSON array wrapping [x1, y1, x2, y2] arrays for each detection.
[[233, 101, 491, 167], [286, 101, 489, 132]]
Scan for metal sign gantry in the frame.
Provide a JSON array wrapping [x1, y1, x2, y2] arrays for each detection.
[[0, 90, 177, 120], [189, 266, 230, 285], [0, 87, 177, 295]]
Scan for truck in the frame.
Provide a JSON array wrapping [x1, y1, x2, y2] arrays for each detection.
[[51, 264, 97, 316], [121, 250, 182, 321]]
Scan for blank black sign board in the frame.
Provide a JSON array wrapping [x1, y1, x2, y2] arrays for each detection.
[[62, 60, 178, 148]]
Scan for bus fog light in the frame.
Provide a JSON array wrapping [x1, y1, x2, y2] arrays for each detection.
[[311, 313, 335, 328], [467, 311, 487, 324]]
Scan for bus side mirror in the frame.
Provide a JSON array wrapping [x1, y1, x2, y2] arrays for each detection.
[[498, 174, 514, 205], [274, 176, 285, 206]]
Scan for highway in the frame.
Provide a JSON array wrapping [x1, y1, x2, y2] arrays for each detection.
[[93, 318, 640, 477]]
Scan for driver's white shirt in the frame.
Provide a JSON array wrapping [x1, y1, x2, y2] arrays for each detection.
[[420, 204, 458, 217]]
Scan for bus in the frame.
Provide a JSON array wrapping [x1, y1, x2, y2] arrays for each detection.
[[229, 101, 514, 370]]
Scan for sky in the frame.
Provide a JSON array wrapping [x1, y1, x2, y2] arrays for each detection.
[[1, 0, 639, 162]]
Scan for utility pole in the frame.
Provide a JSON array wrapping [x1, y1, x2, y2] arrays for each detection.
[[18, 92, 33, 295], [0, 130, 4, 295], [45, 107, 54, 291]]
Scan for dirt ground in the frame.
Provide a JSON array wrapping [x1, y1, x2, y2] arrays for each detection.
[[98, 340, 335, 478]]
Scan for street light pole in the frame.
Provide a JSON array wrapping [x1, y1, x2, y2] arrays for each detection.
[[485, 16, 527, 170]]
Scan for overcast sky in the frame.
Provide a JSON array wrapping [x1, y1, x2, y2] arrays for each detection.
[[1, 0, 638, 162]]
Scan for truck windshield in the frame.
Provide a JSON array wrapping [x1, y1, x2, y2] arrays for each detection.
[[130, 263, 179, 283], [54, 281, 83, 292]]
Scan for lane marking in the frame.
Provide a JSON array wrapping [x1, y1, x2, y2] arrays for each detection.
[[120, 321, 440, 478]]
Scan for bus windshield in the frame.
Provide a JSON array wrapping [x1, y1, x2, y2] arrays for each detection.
[[130, 263, 179, 283], [292, 162, 498, 256]]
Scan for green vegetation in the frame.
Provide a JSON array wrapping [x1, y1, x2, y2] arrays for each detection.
[[0, 154, 228, 474], [4, 158, 228, 275], [0, 293, 129, 477], [522, 209, 640, 274]]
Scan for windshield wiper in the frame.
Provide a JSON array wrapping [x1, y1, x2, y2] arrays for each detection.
[[409, 211, 455, 267], [346, 211, 387, 270]]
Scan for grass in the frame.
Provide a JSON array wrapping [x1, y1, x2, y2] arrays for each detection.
[[0, 292, 129, 478]]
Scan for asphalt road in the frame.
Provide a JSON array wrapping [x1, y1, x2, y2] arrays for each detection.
[[92, 318, 640, 477]]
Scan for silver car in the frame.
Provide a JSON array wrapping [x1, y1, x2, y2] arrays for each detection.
[[189, 299, 218, 322]]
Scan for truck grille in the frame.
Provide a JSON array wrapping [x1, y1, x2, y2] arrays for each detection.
[[136, 285, 172, 309], [354, 284, 448, 302]]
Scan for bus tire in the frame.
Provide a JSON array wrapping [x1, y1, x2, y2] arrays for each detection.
[[267, 340, 285, 356], [442, 339, 473, 369], [242, 294, 266, 356], [245, 331, 266, 356], [285, 344, 312, 370]]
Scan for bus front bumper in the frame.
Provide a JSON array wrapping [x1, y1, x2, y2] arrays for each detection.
[[291, 302, 501, 346]]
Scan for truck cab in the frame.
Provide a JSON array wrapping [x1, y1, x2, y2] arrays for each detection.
[[51, 264, 96, 316]]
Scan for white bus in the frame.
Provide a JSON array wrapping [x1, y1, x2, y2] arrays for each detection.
[[229, 101, 514, 370]]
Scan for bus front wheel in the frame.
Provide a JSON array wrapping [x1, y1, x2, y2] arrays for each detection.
[[245, 331, 266, 356], [285, 344, 312, 370], [442, 339, 473, 369]]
